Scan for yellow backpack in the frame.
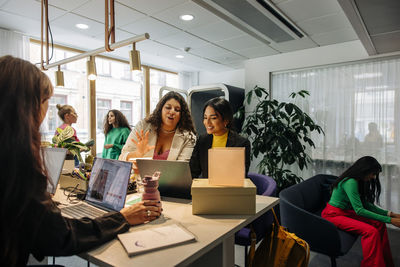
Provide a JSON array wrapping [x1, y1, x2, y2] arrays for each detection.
[[249, 208, 310, 267]]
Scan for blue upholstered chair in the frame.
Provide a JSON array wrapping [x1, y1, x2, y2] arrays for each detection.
[[235, 173, 277, 266], [279, 174, 358, 267]]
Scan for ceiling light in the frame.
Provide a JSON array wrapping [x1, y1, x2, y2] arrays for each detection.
[[129, 43, 141, 71], [55, 65, 64, 87], [179, 14, 194, 21], [175, 55, 184, 59], [75, 23, 89, 30], [86, 56, 97, 80]]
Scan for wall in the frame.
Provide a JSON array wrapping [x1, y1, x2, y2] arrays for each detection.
[[245, 40, 400, 93], [198, 69, 245, 89]]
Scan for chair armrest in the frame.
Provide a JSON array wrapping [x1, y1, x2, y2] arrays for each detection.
[[279, 198, 342, 256]]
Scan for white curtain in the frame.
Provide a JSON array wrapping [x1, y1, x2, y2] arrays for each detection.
[[0, 28, 30, 59], [272, 58, 400, 211]]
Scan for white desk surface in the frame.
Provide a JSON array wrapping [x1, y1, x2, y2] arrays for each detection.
[[55, 189, 278, 267]]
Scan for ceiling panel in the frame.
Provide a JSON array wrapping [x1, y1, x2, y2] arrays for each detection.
[[297, 13, 351, 36], [2, 0, 65, 21], [116, 0, 186, 15], [235, 45, 278, 58], [210, 51, 246, 64], [190, 43, 231, 58], [154, 1, 219, 31], [269, 37, 317, 53], [157, 31, 210, 49], [215, 34, 265, 53], [47, 0, 90, 11], [51, 13, 105, 37], [372, 31, 400, 54], [187, 19, 244, 42], [0, 10, 41, 36], [120, 17, 180, 40], [310, 27, 357, 46], [275, 0, 342, 23]]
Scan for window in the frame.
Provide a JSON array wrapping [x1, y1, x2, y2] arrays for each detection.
[[48, 95, 67, 132], [272, 58, 400, 211], [97, 99, 111, 131], [149, 69, 179, 112], [120, 101, 133, 126]]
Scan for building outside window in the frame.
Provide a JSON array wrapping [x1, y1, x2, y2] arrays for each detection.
[[120, 101, 133, 126], [149, 69, 179, 112]]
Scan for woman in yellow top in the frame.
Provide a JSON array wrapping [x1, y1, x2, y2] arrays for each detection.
[[190, 97, 250, 178]]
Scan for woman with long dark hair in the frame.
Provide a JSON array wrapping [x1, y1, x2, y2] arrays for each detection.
[[0, 55, 161, 266], [119, 91, 196, 161], [102, 109, 131, 159], [190, 97, 250, 178], [321, 156, 400, 267]]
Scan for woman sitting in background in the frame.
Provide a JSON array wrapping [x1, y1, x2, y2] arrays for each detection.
[[321, 156, 400, 267], [190, 97, 250, 178], [0, 55, 161, 266], [119, 91, 196, 162], [102, 110, 131, 159]]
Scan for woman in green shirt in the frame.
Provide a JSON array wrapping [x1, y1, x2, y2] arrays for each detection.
[[321, 156, 400, 267], [102, 110, 131, 159]]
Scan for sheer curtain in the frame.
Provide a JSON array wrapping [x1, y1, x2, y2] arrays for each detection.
[[272, 58, 400, 211], [0, 28, 30, 59]]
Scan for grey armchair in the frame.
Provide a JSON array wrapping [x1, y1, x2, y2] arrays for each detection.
[[279, 174, 358, 267]]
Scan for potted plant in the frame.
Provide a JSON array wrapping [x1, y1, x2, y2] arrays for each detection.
[[52, 126, 94, 164], [235, 86, 324, 191]]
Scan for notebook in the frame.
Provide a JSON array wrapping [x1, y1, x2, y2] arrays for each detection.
[[61, 158, 132, 219], [42, 147, 68, 194], [135, 159, 193, 199], [118, 223, 196, 256]]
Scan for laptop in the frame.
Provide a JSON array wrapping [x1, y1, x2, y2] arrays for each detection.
[[61, 158, 132, 219], [136, 159, 193, 199], [42, 147, 68, 194]]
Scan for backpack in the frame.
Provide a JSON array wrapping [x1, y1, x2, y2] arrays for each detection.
[[248, 208, 310, 267]]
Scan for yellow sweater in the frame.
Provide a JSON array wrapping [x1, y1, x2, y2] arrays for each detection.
[[212, 131, 228, 148]]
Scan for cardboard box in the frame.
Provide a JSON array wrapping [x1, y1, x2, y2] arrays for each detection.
[[191, 178, 256, 215], [208, 147, 245, 186]]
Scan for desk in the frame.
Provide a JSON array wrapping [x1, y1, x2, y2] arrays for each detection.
[[55, 190, 278, 267]]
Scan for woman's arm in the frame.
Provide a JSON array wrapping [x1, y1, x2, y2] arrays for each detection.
[[342, 179, 391, 223]]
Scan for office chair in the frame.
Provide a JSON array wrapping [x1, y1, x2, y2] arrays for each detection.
[[279, 174, 358, 267], [235, 173, 277, 267]]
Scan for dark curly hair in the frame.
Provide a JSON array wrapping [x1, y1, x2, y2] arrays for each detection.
[[332, 156, 382, 205], [103, 109, 131, 135], [146, 91, 196, 135]]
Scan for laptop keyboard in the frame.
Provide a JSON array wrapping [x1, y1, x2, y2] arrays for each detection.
[[61, 203, 106, 219]]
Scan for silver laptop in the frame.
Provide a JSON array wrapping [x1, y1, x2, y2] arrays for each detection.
[[136, 159, 193, 199], [61, 158, 132, 219], [42, 147, 68, 194]]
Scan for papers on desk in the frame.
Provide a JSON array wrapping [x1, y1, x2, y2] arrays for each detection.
[[118, 224, 196, 256]]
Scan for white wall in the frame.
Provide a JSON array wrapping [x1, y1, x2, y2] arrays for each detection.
[[198, 69, 245, 88], [245, 40, 400, 93]]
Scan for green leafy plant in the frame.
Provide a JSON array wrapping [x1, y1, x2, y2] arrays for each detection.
[[235, 86, 324, 191], [52, 126, 94, 163]]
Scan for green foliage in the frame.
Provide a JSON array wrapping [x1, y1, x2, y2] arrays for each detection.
[[52, 126, 93, 163], [236, 86, 324, 190]]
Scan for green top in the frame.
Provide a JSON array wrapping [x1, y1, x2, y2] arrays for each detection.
[[102, 127, 131, 160], [329, 178, 391, 223]]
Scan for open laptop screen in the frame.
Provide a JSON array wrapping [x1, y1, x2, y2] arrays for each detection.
[[43, 147, 67, 194], [86, 158, 132, 211]]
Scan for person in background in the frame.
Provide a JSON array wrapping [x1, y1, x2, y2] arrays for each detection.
[[0, 55, 161, 266], [55, 104, 80, 142], [190, 97, 250, 178], [119, 91, 196, 162], [321, 156, 400, 267], [102, 110, 131, 160]]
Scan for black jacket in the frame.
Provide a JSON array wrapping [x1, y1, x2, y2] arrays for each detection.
[[12, 198, 130, 266], [190, 131, 251, 178]]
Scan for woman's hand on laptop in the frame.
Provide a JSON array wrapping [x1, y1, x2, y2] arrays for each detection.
[[120, 200, 162, 225]]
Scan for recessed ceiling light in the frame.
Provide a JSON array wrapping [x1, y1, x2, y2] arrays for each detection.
[[176, 55, 184, 59], [75, 23, 89, 30], [179, 14, 194, 21]]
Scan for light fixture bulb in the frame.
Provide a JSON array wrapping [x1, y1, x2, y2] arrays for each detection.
[[129, 43, 142, 71], [75, 23, 89, 29], [55, 65, 64, 87], [176, 55, 184, 59], [180, 14, 194, 21], [86, 56, 97, 81]]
